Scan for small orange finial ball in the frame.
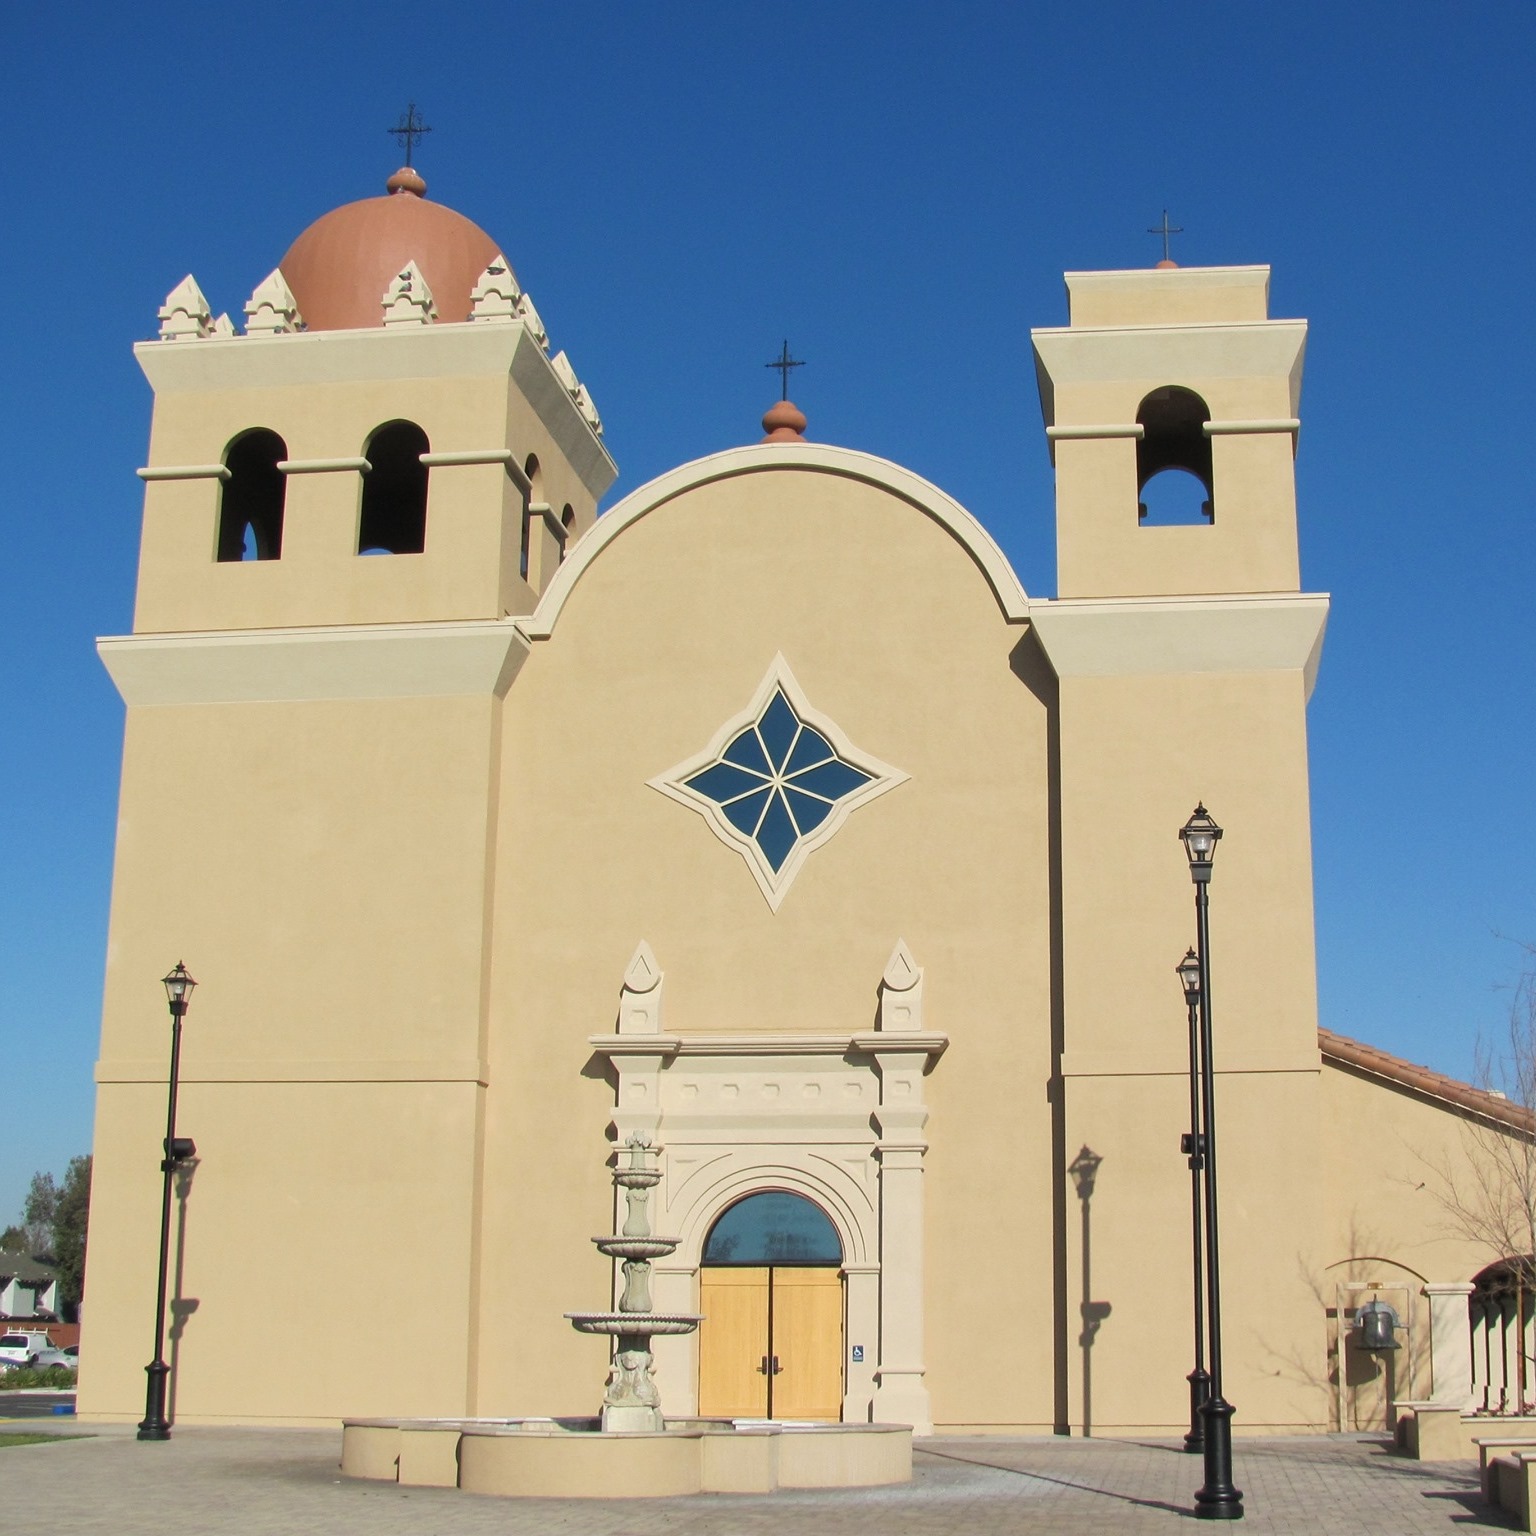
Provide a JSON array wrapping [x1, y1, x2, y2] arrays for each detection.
[[386, 166, 427, 197], [1155, 258, 1178, 270], [762, 400, 807, 442]]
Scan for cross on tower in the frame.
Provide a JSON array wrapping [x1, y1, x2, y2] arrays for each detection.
[[1147, 209, 1184, 264], [764, 340, 805, 401], [388, 103, 432, 167]]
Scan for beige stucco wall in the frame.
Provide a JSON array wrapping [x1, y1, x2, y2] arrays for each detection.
[[79, 694, 501, 1423], [1048, 663, 1325, 1432], [1319, 1063, 1499, 1289]]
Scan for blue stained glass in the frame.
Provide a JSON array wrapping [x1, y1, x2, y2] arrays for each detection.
[[788, 759, 871, 801], [722, 788, 772, 837], [667, 675, 897, 889], [702, 1191, 843, 1266], [686, 761, 767, 803], [785, 789, 834, 836], [721, 727, 770, 774], [784, 724, 835, 776], [757, 790, 798, 871], [757, 691, 799, 771]]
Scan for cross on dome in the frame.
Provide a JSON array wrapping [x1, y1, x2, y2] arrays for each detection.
[[388, 103, 432, 168]]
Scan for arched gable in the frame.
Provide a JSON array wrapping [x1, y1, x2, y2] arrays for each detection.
[[517, 442, 1031, 641]]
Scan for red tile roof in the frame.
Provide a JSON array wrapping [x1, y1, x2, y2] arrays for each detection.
[[1319, 1027, 1535, 1134]]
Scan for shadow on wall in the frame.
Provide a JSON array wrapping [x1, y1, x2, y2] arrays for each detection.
[[1069, 1146, 1112, 1437], [166, 1160, 201, 1425], [1007, 633, 1068, 1437]]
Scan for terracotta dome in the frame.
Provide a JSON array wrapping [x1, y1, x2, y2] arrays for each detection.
[[279, 169, 506, 332]]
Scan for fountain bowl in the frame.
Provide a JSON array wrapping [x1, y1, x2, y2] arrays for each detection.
[[565, 1311, 703, 1336], [594, 1236, 681, 1260]]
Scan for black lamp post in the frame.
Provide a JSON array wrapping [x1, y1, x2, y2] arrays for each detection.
[[137, 962, 197, 1443], [1179, 807, 1243, 1520], [1177, 947, 1209, 1454]]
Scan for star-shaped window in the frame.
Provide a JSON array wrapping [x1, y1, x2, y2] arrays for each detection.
[[650, 656, 907, 909]]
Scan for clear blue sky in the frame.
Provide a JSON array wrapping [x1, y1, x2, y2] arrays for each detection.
[[5, 2, 1535, 1221]]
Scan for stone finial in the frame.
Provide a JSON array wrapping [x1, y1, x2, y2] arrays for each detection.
[[469, 254, 521, 321], [551, 349, 581, 397], [158, 274, 212, 341], [762, 399, 808, 442], [381, 260, 437, 326], [618, 941, 663, 1034], [243, 268, 304, 335], [515, 291, 548, 349], [576, 384, 604, 436], [878, 939, 924, 1032], [386, 165, 427, 197], [208, 313, 236, 339]]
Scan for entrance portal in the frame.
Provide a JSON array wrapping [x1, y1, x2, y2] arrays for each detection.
[[696, 1192, 843, 1420]]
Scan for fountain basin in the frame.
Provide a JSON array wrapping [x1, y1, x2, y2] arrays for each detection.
[[340, 1415, 913, 1498], [594, 1236, 682, 1259], [566, 1311, 703, 1336]]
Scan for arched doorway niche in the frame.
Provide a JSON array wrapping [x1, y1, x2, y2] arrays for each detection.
[[696, 1191, 845, 1420], [652, 1159, 879, 1425]]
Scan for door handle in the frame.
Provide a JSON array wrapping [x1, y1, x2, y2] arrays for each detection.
[[759, 1355, 769, 1375], [770, 1355, 782, 1375]]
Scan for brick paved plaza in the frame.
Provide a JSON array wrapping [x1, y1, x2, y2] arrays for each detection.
[[0, 1426, 1519, 1536]]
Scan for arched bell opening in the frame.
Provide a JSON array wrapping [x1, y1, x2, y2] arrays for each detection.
[[357, 421, 430, 555], [217, 429, 287, 562], [697, 1190, 844, 1421], [519, 453, 542, 580], [1137, 386, 1213, 525]]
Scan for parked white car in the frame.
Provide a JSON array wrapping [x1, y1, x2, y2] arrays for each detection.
[[31, 1345, 73, 1370], [0, 1331, 50, 1368]]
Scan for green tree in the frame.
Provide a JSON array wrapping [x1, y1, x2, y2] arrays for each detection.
[[20, 1171, 60, 1258], [51, 1156, 91, 1320]]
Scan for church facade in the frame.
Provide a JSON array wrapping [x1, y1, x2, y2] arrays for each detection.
[[80, 167, 1522, 1436]]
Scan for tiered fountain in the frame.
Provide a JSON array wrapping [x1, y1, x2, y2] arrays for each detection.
[[565, 1134, 702, 1431], [339, 1132, 912, 1498]]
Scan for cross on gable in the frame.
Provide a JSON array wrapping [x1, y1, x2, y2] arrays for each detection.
[[1147, 210, 1184, 264], [765, 340, 805, 401]]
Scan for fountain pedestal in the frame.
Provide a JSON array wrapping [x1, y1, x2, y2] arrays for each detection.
[[565, 1135, 701, 1431]]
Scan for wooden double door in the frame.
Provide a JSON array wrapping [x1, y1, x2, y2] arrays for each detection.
[[697, 1266, 843, 1420]]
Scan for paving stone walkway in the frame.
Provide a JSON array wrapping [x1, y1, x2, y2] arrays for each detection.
[[0, 1424, 1518, 1535]]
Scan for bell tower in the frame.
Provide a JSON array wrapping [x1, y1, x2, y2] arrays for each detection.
[[1032, 265, 1306, 599], [127, 165, 616, 636], [84, 164, 616, 1426]]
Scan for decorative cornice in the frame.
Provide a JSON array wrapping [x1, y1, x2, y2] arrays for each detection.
[[1027, 591, 1329, 699], [588, 1031, 948, 1060], [97, 619, 529, 706]]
